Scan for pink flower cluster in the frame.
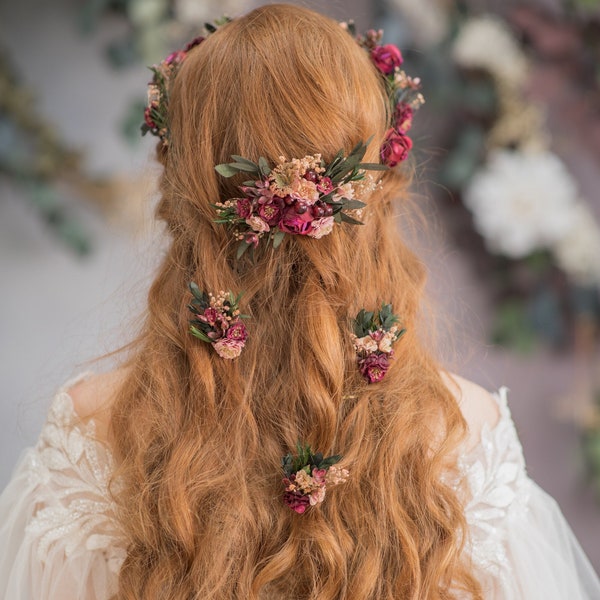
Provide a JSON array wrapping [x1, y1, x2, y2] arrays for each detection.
[[352, 326, 401, 383], [189, 290, 248, 359], [283, 465, 349, 514], [236, 155, 344, 246]]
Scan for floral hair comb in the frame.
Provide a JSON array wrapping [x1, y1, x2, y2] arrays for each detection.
[[343, 23, 425, 166], [352, 304, 406, 383], [187, 282, 249, 359], [282, 442, 349, 514], [214, 141, 386, 257]]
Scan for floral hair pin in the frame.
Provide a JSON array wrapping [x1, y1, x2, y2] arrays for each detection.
[[352, 304, 406, 383], [282, 442, 349, 514], [343, 23, 425, 166], [187, 282, 249, 359], [214, 140, 386, 257], [141, 19, 230, 145]]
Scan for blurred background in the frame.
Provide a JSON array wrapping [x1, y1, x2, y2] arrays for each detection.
[[1, 0, 600, 568]]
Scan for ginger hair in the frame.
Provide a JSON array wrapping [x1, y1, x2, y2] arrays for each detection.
[[109, 4, 482, 599]]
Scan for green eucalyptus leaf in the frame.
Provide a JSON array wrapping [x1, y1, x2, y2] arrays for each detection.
[[236, 240, 251, 259], [339, 212, 364, 225], [190, 326, 212, 343], [272, 230, 285, 249], [215, 163, 240, 177], [258, 157, 271, 177]]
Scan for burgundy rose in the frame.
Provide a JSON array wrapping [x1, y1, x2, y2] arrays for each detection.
[[316, 176, 334, 194], [199, 307, 219, 325], [278, 207, 314, 236], [359, 353, 391, 384], [283, 490, 310, 514], [226, 321, 248, 342], [259, 201, 283, 226], [370, 44, 403, 75], [236, 198, 253, 219], [143, 106, 156, 129], [380, 129, 413, 167], [184, 36, 205, 52], [393, 103, 414, 133]]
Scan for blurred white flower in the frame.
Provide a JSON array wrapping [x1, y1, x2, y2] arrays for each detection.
[[389, 0, 448, 48], [174, 0, 245, 25], [464, 151, 578, 258], [553, 203, 600, 287], [452, 16, 528, 87]]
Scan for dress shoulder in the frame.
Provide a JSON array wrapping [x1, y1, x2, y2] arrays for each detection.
[[0, 373, 125, 600], [460, 388, 600, 599]]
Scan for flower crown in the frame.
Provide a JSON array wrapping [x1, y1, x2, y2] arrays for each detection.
[[344, 23, 425, 166], [141, 20, 423, 165], [214, 141, 385, 257]]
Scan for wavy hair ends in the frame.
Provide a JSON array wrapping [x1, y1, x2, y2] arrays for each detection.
[[110, 4, 483, 599]]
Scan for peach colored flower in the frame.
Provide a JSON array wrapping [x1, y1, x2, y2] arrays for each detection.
[[246, 216, 270, 233], [326, 466, 350, 486]]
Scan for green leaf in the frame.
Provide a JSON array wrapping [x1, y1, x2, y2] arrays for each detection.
[[190, 326, 212, 343], [342, 199, 366, 210], [359, 162, 388, 171], [229, 162, 259, 173], [258, 157, 271, 177], [339, 212, 364, 225], [236, 240, 251, 259], [230, 155, 259, 170], [272, 229, 285, 249], [215, 163, 240, 177]]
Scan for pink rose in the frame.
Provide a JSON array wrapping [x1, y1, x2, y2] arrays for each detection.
[[306, 216, 335, 239], [370, 44, 403, 75], [278, 207, 314, 236], [244, 232, 259, 248], [259, 201, 283, 226], [380, 129, 413, 167], [236, 198, 253, 219], [393, 103, 413, 133], [312, 468, 327, 485], [358, 353, 391, 384], [213, 337, 244, 359], [226, 321, 248, 342], [164, 50, 186, 66]]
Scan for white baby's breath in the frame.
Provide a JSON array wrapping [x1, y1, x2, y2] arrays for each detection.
[[464, 151, 578, 259]]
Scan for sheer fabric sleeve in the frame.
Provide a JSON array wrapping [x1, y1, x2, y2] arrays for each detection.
[[0, 374, 126, 600], [461, 388, 600, 599]]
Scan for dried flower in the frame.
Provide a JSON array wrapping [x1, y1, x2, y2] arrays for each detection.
[[282, 443, 349, 514], [188, 283, 249, 358]]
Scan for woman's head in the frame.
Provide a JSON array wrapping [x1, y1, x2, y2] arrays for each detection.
[[111, 5, 482, 599]]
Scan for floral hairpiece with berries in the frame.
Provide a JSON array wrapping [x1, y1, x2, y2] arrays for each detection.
[[214, 140, 386, 257], [141, 18, 230, 145], [352, 304, 406, 383], [187, 282, 249, 359], [343, 23, 425, 167], [282, 442, 349, 514]]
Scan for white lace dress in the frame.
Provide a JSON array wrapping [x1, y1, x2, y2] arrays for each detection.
[[0, 374, 599, 599]]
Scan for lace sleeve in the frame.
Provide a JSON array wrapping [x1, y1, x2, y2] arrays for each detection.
[[0, 374, 126, 600], [460, 388, 600, 599]]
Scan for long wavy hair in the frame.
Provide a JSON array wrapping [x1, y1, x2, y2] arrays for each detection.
[[109, 4, 482, 599]]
